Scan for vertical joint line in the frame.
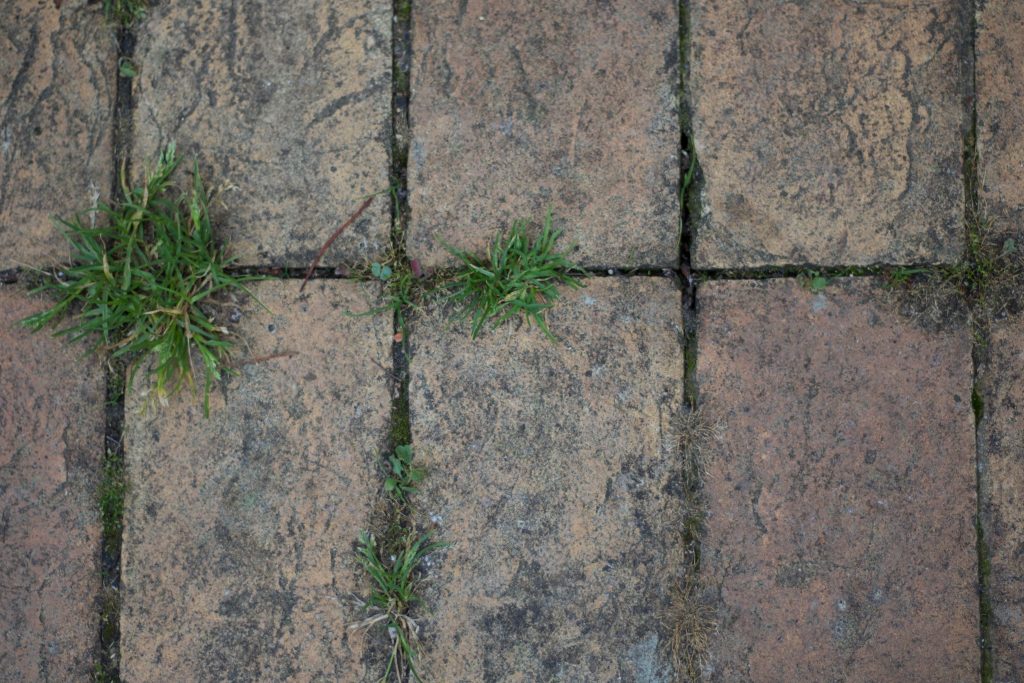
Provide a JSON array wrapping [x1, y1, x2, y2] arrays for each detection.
[[963, 1, 993, 679], [388, 0, 413, 447]]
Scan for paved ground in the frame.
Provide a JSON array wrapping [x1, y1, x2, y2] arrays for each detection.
[[1, 1, 1022, 682]]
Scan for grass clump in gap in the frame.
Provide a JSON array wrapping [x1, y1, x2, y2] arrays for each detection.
[[102, 0, 147, 26], [887, 209, 1023, 333], [353, 441, 445, 682], [664, 573, 717, 680], [445, 210, 586, 339], [352, 250, 431, 336], [352, 530, 445, 682], [21, 142, 260, 415]]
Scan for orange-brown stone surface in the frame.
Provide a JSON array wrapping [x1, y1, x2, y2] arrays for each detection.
[[408, 1, 680, 270], [688, 2, 967, 268], [409, 278, 685, 680], [120, 281, 391, 682], [0, 0, 114, 270], [697, 279, 978, 681], [978, 1, 1024, 240], [980, 317, 1024, 682], [133, 0, 391, 267], [0, 286, 105, 680]]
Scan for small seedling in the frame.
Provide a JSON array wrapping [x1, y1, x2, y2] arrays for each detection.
[[118, 57, 137, 78], [21, 143, 261, 415], [797, 270, 830, 293], [445, 210, 586, 339], [384, 444, 425, 504], [372, 262, 394, 281], [352, 530, 446, 682], [348, 253, 430, 334], [102, 0, 147, 26]]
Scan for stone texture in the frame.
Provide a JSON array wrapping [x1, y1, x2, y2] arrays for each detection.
[[409, 278, 685, 681], [0, 285, 105, 680], [408, 1, 679, 270], [688, 2, 966, 268], [980, 316, 1024, 682], [696, 279, 978, 682], [977, 1, 1024, 240], [133, 0, 390, 267], [0, 0, 114, 270], [121, 280, 391, 682]]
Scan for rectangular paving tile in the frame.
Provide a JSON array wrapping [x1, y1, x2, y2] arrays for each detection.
[[409, 278, 685, 680], [978, 1, 1024, 240], [696, 279, 978, 681], [120, 281, 392, 682], [408, 1, 679, 270], [980, 317, 1024, 682], [0, 286, 105, 680], [133, 0, 390, 267], [688, 2, 966, 268], [0, 0, 114, 270]]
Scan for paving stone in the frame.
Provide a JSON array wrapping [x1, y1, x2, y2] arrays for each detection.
[[0, 0, 114, 271], [120, 280, 392, 682], [408, 1, 679, 270], [980, 317, 1024, 682], [977, 1, 1024, 240], [0, 286, 105, 680], [409, 278, 685, 680], [688, 2, 966, 268], [133, 0, 391, 268], [696, 279, 978, 681]]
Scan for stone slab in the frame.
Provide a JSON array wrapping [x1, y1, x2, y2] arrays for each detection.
[[120, 280, 392, 682], [408, 1, 679, 270], [977, 1, 1024, 240], [696, 278, 978, 681], [980, 317, 1024, 682], [0, 0, 114, 270], [688, 2, 966, 268], [133, 0, 390, 267], [0, 285, 105, 681], [409, 278, 685, 680]]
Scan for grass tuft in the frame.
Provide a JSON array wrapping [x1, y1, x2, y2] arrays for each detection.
[[102, 0, 147, 27], [887, 209, 1022, 334], [678, 407, 721, 482], [21, 143, 261, 415], [664, 574, 717, 680], [445, 210, 586, 339], [352, 530, 446, 683]]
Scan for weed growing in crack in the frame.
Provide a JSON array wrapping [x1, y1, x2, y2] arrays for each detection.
[[678, 407, 721, 482], [353, 442, 445, 683], [21, 143, 262, 415], [445, 210, 586, 339], [887, 208, 1023, 334], [102, 0, 147, 26], [665, 573, 717, 680], [353, 530, 445, 682], [797, 270, 830, 293], [349, 250, 432, 335], [383, 444, 425, 505]]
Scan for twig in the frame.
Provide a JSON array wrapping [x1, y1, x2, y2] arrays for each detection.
[[300, 196, 375, 292]]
